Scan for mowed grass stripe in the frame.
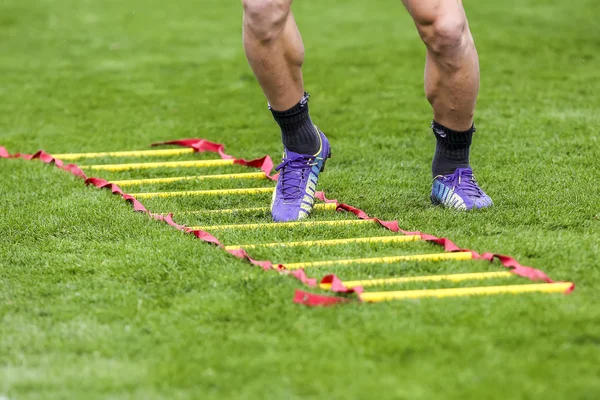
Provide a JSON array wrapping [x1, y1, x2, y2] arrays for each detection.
[[112, 172, 267, 186], [360, 282, 574, 302], [284, 251, 473, 269], [132, 187, 274, 198], [80, 159, 235, 171], [225, 234, 421, 250], [320, 271, 514, 289], [191, 219, 374, 231], [53, 148, 195, 160]]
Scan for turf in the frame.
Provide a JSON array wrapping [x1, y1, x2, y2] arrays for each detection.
[[1, 0, 599, 398]]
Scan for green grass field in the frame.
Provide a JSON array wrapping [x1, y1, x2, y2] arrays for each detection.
[[1, 0, 600, 398]]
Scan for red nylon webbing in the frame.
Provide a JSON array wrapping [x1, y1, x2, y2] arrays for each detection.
[[151, 138, 279, 180], [85, 177, 148, 212], [293, 289, 351, 306], [0, 146, 10, 158], [321, 274, 364, 295]]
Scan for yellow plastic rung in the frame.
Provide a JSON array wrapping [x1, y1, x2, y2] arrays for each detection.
[[191, 219, 374, 231], [225, 234, 421, 251], [132, 187, 274, 199], [320, 271, 514, 289], [360, 282, 574, 302], [285, 251, 473, 270], [53, 148, 195, 160], [175, 203, 337, 215], [80, 159, 235, 171], [112, 172, 267, 186]]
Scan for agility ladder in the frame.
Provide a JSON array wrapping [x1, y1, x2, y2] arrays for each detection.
[[3, 141, 573, 306]]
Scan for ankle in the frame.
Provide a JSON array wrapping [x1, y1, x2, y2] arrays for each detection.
[[431, 120, 474, 177], [271, 92, 320, 154]]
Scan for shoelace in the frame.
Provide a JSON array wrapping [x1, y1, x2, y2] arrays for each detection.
[[275, 154, 316, 201], [453, 169, 484, 197]]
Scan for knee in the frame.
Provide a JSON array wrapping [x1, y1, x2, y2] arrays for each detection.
[[414, 12, 469, 56], [243, 0, 290, 42]]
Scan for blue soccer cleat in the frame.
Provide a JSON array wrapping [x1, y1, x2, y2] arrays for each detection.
[[271, 128, 331, 222], [431, 167, 493, 210]]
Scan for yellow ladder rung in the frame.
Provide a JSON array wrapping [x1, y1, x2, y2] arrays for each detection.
[[320, 271, 514, 289], [112, 172, 267, 186], [225, 234, 421, 250], [285, 251, 473, 270], [81, 159, 235, 171], [174, 203, 337, 215], [53, 148, 195, 160], [360, 282, 574, 302], [131, 187, 274, 199], [191, 219, 374, 231]]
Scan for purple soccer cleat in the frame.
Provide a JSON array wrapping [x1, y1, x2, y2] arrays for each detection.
[[431, 167, 493, 210], [271, 128, 331, 222]]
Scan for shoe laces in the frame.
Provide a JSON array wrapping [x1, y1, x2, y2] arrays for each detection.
[[275, 154, 316, 201], [452, 169, 484, 197]]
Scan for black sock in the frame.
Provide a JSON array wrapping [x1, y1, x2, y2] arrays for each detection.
[[270, 92, 319, 155], [431, 120, 475, 177]]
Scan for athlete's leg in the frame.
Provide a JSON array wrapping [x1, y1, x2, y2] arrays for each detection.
[[242, 0, 331, 221], [242, 0, 319, 154], [402, 0, 478, 131], [242, 0, 304, 111], [402, 0, 492, 209]]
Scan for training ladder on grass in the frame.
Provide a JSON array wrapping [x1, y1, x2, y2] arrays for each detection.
[[1, 141, 574, 306]]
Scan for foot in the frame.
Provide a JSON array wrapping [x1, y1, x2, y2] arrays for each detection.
[[271, 128, 331, 222], [431, 167, 492, 210]]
